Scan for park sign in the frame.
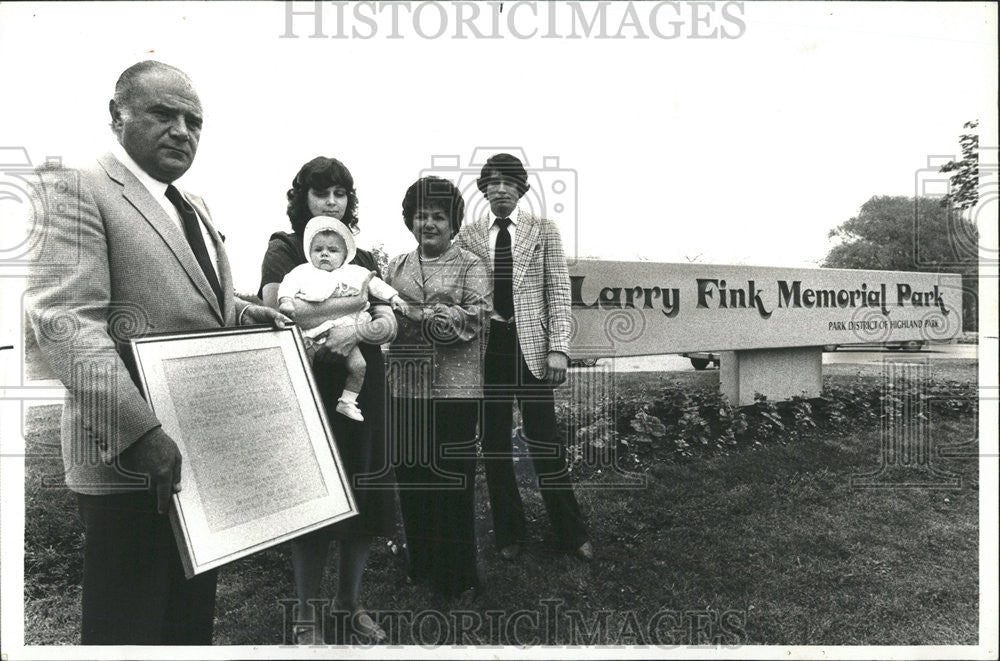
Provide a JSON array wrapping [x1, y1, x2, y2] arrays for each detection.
[[566, 260, 963, 404], [567, 260, 962, 356]]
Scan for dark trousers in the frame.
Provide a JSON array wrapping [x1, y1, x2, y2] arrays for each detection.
[[77, 491, 217, 645], [392, 398, 481, 597], [482, 321, 588, 551]]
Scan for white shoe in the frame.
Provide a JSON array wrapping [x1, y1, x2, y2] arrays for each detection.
[[336, 399, 364, 421]]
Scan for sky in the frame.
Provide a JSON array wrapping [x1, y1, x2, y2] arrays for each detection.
[[0, 1, 996, 294]]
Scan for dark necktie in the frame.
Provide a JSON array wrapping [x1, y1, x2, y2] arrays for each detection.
[[165, 184, 224, 309], [493, 217, 514, 320]]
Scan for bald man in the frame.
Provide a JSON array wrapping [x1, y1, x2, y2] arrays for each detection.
[[27, 61, 287, 645]]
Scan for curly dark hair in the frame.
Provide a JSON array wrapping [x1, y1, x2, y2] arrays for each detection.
[[401, 176, 465, 234], [475, 152, 530, 197], [286, 156, 359, 234]]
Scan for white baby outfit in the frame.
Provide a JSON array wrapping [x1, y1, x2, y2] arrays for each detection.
[[278, 262, 397, 339]]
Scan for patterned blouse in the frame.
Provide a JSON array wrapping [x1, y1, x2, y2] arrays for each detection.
[[384, 244, 492, 399]]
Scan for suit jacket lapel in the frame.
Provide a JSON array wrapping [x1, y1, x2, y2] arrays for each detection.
[[99, 154, 224, 322], [470, 216, 494, 276], [188, 196, 229, 322], [512, 210, 539, 290]]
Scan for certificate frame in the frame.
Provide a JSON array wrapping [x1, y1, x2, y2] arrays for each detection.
[[130, 325, 357, 578]]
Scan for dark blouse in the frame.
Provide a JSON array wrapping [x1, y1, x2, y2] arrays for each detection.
[[259, 230, 396, 538]]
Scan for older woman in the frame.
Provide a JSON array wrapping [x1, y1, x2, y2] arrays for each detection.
[[385, 176, 491, 600], [259, 156, 396, 643]]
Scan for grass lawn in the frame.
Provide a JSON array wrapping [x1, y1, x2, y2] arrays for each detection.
[[22, 360, 979, 646]]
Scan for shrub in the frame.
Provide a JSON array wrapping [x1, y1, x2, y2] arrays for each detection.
[[559, 375, 978, 474]]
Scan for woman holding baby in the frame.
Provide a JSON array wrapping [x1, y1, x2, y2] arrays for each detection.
[[259, 156, 397, 644], [262, 159, 492, 640]]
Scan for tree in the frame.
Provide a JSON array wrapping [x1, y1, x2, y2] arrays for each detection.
[[824, 195, 977, 270], [939, 120, 979, 212], [823, 195, 978, 331]]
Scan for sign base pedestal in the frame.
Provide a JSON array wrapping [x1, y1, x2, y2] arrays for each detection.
[[720, 347, 823, 406]]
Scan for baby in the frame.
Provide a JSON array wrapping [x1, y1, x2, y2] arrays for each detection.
[[278, 216, 407, 421]]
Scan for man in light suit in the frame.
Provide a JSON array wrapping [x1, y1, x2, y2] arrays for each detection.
[[27, 61, 286, 644], [455, 153, 592, 562]]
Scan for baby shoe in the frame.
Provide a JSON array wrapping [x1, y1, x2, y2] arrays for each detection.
[[336, 399, 365, 421]]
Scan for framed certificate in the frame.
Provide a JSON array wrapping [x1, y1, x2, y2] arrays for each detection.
[[130, 325, 357, 578]]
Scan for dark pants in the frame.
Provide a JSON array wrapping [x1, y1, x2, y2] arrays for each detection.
[[77, 491, 217, 645], [482, 321, 588, 551], [392, 398, 481, 597]]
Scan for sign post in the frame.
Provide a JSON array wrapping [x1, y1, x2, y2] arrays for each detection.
[[719, 347, 823, 406]]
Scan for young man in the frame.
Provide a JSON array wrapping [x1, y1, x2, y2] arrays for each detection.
[[27, 61, 286, 644], [455, 153, 592, 561]]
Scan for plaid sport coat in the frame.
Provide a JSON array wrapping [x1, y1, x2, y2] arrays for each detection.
[[455, 209, 572, 379]]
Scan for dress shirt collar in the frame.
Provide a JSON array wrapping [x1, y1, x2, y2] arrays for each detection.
[[110, 140, 171, 201], [488, 204, 520, 228]]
